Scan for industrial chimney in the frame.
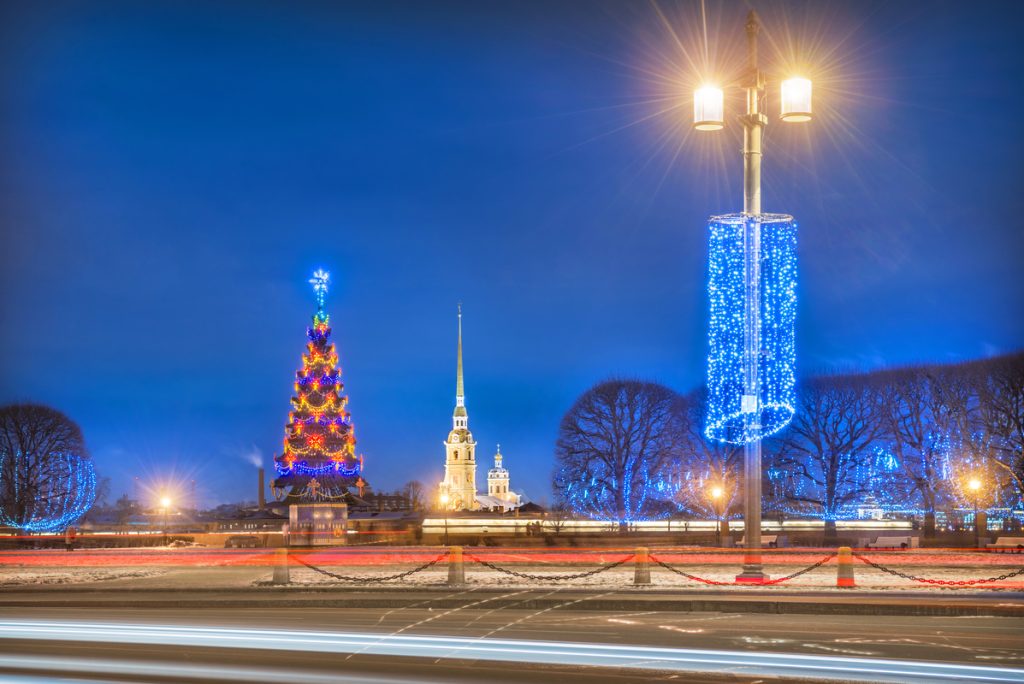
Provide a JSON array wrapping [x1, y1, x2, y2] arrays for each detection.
[[257, 467, 266, 510]]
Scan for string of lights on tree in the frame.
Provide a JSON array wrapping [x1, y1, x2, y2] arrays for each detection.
[[271, 270, 365, 502], [557, 465, 677, 523], [0, 451, 96, 532], [705, 214, 798, 444]]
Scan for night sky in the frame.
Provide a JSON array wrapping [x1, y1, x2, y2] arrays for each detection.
[[1, 1, 1022, 506]]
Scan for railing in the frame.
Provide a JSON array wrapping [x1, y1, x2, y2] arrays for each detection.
[[2, 543, 1020, 591]]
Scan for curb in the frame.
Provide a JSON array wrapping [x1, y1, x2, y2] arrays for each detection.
[[2, 590, 1021, 617]]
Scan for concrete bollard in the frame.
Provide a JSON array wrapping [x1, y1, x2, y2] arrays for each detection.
[[836, 546, 855, 588], [448, 545, 465, 586], [634, 547, 651, 586], [272, 548, 290, 585]]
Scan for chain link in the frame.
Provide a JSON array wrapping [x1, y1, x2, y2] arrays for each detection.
[[852, 553, 1024, 587], [649, 553, 836, 586], [649, 555, 734, 585], [291, 551, 448, 583], [466, 554, 633, 581]]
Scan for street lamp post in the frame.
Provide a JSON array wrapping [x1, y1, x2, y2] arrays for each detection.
[[710, 486, 725, 547], [968, 478, 982, 548], [440, 493, 450, 546], [693, 11, 813, 583], [159, 496, 171, 546]]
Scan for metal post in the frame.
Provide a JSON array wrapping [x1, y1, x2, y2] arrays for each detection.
[[634, 547, 651, 586], [272, 548, 290, 585], [444, 509, 450, 546], [737, 10, 769, 584], [973, 495, 980, 549], [447, 545, 465, 586]]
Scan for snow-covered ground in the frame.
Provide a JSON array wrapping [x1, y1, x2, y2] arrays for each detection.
[[0, 567, 168, 586]]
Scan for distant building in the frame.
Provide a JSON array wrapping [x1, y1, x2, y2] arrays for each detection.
[[439, 305, 479, 511], [477, 445, 522, 512], [437, 306, 521, 512]]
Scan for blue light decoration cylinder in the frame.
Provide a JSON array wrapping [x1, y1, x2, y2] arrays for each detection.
[[705, 213, 797, 444]]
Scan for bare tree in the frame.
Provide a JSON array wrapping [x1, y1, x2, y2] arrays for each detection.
[[875, 365, 969, 537], [972, 352, 1024, 502], [766, 375, 887, 542], [404, 480, 426, 511], [0, 404, 93, 531], [672, 389, 743, 521], [553, 379, 686, 525]]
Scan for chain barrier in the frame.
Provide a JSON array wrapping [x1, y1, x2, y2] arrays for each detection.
[[649, 555, 733, 585], [291, 551, 448, 583], [852, 553, 1024, 587], [761, 553, 836, 585], [649, 553, 836, 586], [466, 553, 633, 581]]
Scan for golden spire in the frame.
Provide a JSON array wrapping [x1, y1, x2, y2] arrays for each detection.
[[456, 303, 464, 401], [454, 303, 467, 420]]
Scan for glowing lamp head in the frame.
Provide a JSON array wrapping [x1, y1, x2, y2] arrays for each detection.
[[693, 85, 724, 131], [780, 77, 812, 122], [710, 486, 724, 499], [160, 496, 172, 508], [968, 478, 982, 492], [440, 493, 450, 505]]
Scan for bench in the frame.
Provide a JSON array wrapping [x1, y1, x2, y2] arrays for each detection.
[[737, 535, 787, 548], [987, 537, 1024, 553], [865, 535, 917, 550]]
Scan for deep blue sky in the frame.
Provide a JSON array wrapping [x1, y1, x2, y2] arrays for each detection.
[[1, 1, 1022, 506]]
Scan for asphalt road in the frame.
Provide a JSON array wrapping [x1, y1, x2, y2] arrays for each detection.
[[0, 603, 1022, 683]]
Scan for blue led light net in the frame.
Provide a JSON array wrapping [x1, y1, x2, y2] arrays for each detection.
[[705, 213, 797, 444]]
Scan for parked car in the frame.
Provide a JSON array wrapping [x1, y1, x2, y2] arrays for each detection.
[[224, 535, 260, 548]]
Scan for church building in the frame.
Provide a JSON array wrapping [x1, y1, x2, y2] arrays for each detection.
[[438, 306, 520, 512]]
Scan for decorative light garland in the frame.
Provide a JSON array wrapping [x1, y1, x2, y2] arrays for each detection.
[[0, 451, 96, 531], [705, 214, 797, 444], [272, 270, 363, 501]]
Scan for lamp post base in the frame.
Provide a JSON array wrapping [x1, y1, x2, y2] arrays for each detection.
[[735, 569, 770, 584]]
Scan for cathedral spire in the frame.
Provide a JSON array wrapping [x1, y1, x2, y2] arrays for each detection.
[[453, 304, 467, 426], [456, 303, 464, 404]]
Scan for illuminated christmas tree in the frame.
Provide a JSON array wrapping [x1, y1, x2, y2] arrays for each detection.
[[271, 270, 364, 503]]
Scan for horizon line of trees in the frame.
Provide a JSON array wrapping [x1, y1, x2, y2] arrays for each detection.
[[553, 351, 1024, 538]]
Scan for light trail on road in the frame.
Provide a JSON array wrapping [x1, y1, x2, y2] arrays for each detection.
[[1, 620, 1022, 683]]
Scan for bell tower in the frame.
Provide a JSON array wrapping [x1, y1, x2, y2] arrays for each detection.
[[439, 305, 478, 510]]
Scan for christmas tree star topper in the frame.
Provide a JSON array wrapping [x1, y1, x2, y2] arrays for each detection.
[[309, 269, 330, 312]]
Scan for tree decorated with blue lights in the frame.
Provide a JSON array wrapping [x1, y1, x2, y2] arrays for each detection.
[[553, 380, 685, 525], [271, 270, 364, 503], [0, 404, 96, 532], [672, 389, 743, 521], [875, 365, 972, 536], [765, 375, 888, 541]]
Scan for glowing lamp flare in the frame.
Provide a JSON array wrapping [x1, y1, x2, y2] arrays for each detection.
[[710, 486, 724, 499], [780, 77, 813, 122], [968, 478, 982, 491], [693, 85, 725, 131]]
